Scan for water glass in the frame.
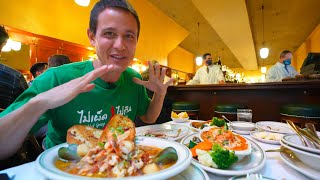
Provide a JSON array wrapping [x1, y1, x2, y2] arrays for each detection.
[[237, 109, 252, 122]]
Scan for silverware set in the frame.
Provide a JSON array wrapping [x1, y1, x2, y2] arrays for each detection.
[[286, 120, 320, 149]]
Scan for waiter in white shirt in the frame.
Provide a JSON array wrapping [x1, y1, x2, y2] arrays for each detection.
[[266, 50, 299, 82], [187, 53, 225, 85]]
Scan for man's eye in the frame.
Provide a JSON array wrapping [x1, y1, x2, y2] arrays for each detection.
[[105, 32, 115, 37], [125, 34, 135, 40]]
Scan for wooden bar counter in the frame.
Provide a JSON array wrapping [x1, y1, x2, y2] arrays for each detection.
[[166, 80, 320, 122]]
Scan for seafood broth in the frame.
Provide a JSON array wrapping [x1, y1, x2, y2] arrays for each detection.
[[55, 145, 175, 178]]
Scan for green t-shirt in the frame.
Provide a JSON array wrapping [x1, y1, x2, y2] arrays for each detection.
[[0, 61, 150, 148]]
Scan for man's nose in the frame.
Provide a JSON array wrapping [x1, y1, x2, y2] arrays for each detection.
[[113, 37, 125, 50]]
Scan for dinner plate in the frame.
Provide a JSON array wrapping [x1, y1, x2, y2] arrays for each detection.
[[180, 133, 266, 176], [250, 131, 282, 145], [136, 124, 190, 141], [36, 137, 192, 180], [282, 134, 320, 154], [280, 151, 320, 180], [168, 163, 210, 180], [255, 121, 295, 134]]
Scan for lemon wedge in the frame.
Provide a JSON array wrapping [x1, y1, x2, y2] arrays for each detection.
[[171, 111, 179, 118]]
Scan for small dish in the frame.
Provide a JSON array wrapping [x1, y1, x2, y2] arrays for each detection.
[[171, 117, 189, 123], [232, 128, 258, 135], [250, 131, 282, 145], [231, 121, 255, 131], [189, 120, 212, 132], [280, 140, 320, 170], [229, 174, 275, 180], [256, 121, 295, 134], [136, 124, 190, 141], [168, 163, 210, 180]]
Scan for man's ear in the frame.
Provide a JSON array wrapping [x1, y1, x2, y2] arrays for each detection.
[[87, 28, 96, 47]]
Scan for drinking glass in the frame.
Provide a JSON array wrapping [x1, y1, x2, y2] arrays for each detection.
[[237, 109, 252, 122]]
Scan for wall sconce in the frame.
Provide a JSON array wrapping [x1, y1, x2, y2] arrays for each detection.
[[196, 56, 202, 66], [260, 66, 267, 74], [75, 0, 90, 7], [1, 39, 21, 52], [260, 48, 269, 59]]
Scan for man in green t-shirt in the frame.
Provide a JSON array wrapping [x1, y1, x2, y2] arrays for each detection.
[[0, 0, 173, 159]]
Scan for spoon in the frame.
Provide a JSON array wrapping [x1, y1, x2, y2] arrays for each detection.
[[305, 123, 319, 139], [221, 115, 232, 124], [265, 146, 298, 158], [286, 120, 308, 147]]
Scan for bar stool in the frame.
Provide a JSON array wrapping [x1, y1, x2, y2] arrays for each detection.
[[280, 104, 320, 130], [172, 101, 200, 120], [214, 104, 247, 121]]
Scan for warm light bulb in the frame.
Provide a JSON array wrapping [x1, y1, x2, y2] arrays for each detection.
[[260, 48, 269, 59], [196, 56, 202, 66], [260, 66, 267, 74], [1, 43, 11, 52], [11, 41, 21, 51], [141, 66, 147, 72], [74, 0, 90, 7]]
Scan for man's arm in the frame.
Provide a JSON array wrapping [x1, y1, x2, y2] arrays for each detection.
[[186, 69, 200, 85], [0, 65, 112, 159]]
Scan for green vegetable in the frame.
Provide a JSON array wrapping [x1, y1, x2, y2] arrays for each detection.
[[209, 144, 238, 169], [116, 126, 124, 134], [211, 117, 226, 127], [188, 140, 197, 148], [98, 142, 105, 148]]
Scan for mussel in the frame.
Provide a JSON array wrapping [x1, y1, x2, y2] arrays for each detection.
[[58, 144, 81, 162], [154, 147, 178, 165]]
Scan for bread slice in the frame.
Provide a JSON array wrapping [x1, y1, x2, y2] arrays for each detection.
[[99, 114, 135, 143], [66, 125, 102, 148]]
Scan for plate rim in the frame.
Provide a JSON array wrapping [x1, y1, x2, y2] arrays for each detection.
[[135, 124, 190, 141], [36, 136, 192, 180], [180, 133, 266, 176], [282, 134, 320, 154]]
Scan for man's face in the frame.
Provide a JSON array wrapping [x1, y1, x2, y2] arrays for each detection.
[[280, 53, 292, 63], [205, 55, 213, 65], [88, 8, 138, 73]]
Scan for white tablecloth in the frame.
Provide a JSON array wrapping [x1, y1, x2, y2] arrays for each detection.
[[0, 121, 312, 180]]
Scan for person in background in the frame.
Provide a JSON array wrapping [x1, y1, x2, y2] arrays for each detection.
[[48, 54, 71, 67], [0, 0, 173, 159], [266, 50, 299, 82], [187, 53, 225, 85], [28, 62, 48, 85], [0, 25, 28, 111]]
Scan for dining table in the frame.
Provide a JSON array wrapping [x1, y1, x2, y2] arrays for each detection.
[[0, 120, 313, 180]]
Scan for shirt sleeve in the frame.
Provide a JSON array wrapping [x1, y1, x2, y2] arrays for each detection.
[[187, 68, 200, 85], [0, 70, 56, 134], [216, 69, 225, 82], [266, 67, 281, 82]]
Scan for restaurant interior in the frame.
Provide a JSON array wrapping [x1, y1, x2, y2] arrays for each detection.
[[0, 0, 320, 179]]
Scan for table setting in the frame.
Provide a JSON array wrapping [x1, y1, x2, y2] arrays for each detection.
[[1, 113, 319, 180]]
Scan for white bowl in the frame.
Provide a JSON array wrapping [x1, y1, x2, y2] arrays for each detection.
[[231, 121, 255, 131], [281, 139, 320, 170], [199, 127, 252, 161], [171, 117, 189, 123], [36, 137, 192, 180]]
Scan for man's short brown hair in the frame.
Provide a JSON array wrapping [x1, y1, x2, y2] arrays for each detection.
[[280, 50, 292, 58]]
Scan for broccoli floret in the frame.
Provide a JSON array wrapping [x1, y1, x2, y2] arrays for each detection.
[[209, 144, 238, 169], [210, 117, 226, 127]]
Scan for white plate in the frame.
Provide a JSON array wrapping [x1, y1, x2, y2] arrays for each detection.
[[232, 128, 258, 135], [168, 163, 210, 180], [250, 132, 282, 145], [255, 121, 295, 134], [36, 137, 192, 180], [282, 133, 320, 154], [180, 133, 266, 176], [136, 124, 190, 141], [280, 151, 320, 180]]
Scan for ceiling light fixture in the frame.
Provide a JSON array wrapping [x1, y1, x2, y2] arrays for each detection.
[[74, 0, 90, 7], [259, 2, 269, 59], [195, 22, 202, 66]]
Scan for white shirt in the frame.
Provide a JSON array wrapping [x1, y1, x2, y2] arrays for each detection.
[[266, 62, 299, 82], [187, 65, 225, 85]]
